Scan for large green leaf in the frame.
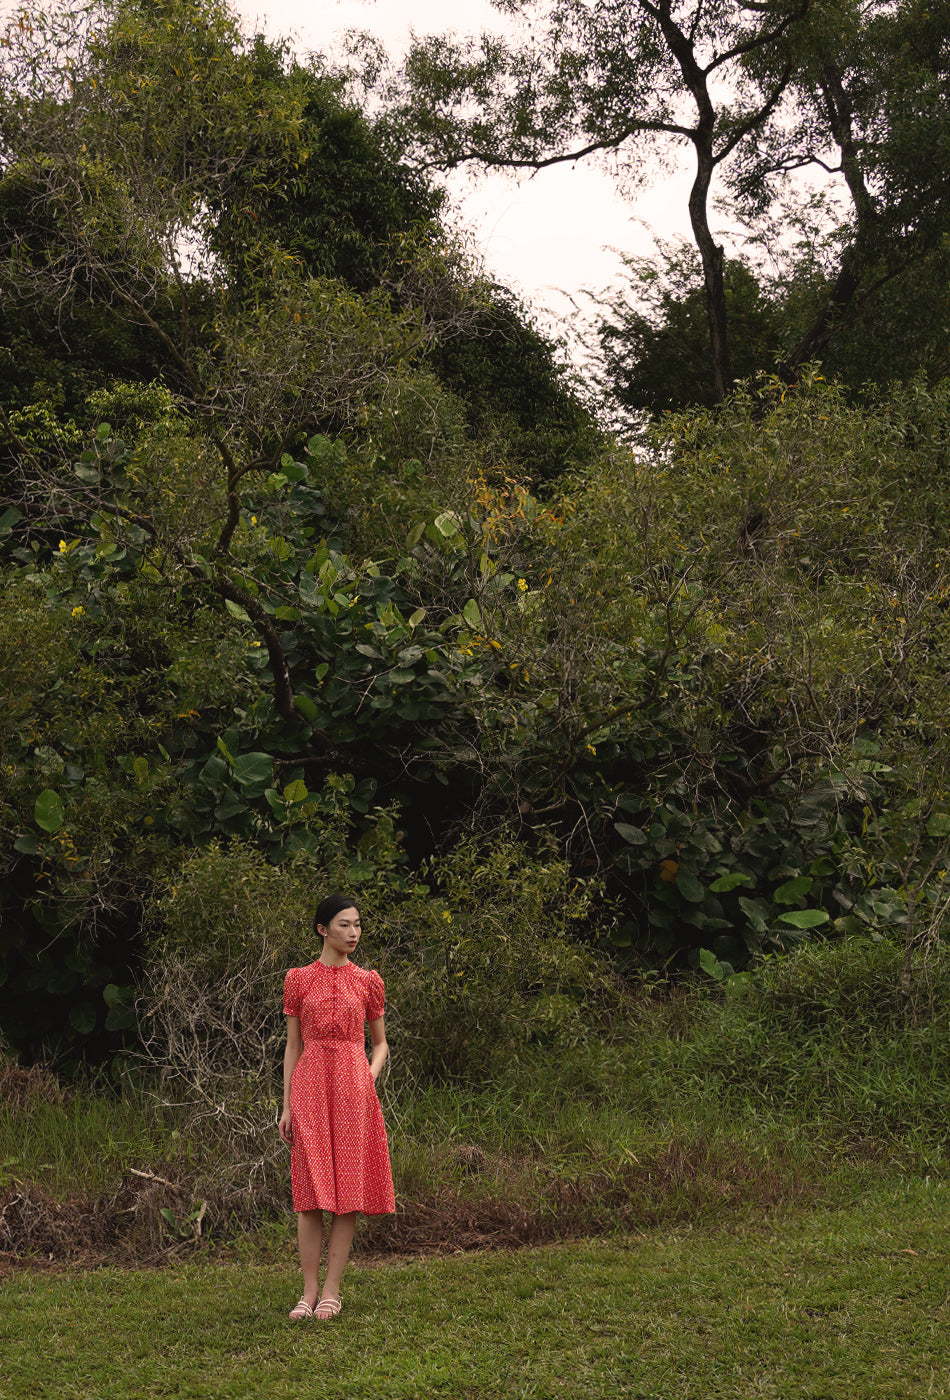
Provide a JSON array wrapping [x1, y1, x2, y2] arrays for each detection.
[[676, 867, 705, 903], [462, 599, 481, 630], [777, 909, 830, 929], [68, 1002, 97, 1035], [834, 914, 865, 935], [232, 753, 273, 790], [294, 693, 319, 723], [698, 947, 725, 980], [298, 572, 322, 604], [774, 875, 812, 904], [738, 896, 770, 932], [709, 872, 751, 893], [34, 789, 64, 833], [105, 1003, 137, 1032], [434, 511, 460, 537], [214, 793, 248, 822], [614, 821, 647, 845]]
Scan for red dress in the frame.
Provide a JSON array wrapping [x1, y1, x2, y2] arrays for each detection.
[[283, 960, 395, 1216]]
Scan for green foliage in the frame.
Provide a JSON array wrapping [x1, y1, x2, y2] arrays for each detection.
[[4, 0, 950, 1077], [428, 285, 603, 484], [678, 937, 950, 1146], [598, 247, 788, 421], [597, 237, 950, 420], [373, 840, 619, 1081], [140, 834, 616, 1105], [447, 371, 950, 968], [208, 48, 445, 296]]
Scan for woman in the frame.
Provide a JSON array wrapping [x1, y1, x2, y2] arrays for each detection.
[[278, 894, 394, 1320]]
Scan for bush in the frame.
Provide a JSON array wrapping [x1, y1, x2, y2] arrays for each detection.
[[679, 937, 950, 1146], [371, 840, 623, 1083], [137, 833, 624, 1190], [738, 938, 913, 1031]]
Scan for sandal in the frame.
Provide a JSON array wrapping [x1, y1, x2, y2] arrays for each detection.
[[315, 1296, 342, 1319], [288, 1298, 315, 1321]]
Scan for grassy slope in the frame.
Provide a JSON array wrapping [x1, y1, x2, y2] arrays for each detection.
[[3, 1180, 949, 1400]]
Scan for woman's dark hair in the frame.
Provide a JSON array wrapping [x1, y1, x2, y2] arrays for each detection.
[[314, 893, 360, 937]]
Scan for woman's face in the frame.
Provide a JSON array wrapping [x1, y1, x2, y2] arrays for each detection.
[[319, 906, 361, 957]]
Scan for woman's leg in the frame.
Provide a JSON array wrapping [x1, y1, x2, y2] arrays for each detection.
[[317, 1211, 358, 1310], [296, 1208, 324, 1306]]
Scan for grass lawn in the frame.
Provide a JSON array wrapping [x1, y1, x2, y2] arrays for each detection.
[[3, 1178, 949, 1399]]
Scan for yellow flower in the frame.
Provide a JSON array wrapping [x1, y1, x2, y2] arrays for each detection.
[[71, 605, 84, 617], [442, 910, 452, 923], [517, 578, 528, 592], [586, 743, 597, 755], [58, 540, 67, 553]]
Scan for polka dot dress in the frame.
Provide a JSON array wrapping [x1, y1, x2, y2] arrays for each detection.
[[283, 961, 395, 1216]]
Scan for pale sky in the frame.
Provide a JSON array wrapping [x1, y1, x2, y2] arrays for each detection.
[[233, 0, 697, 335]]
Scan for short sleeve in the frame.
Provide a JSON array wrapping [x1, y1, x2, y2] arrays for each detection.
[[365, 970, 385, 1021], [283, 967, 301, 1017]]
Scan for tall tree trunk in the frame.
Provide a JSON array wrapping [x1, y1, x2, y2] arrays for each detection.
[[783, 252, 862, 372], [689, 146, 731, 400], [650, 0, 732, 400], [785, 59, 877, 372]]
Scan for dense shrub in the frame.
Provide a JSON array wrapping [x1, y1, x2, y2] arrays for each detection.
[[676, 938, 950, 1147], [136, 832, 622, 1189]]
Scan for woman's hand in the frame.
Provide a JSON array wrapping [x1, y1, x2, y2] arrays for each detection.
[[278, 1108, 293, 1144], [368, 1015, 388, 1085]]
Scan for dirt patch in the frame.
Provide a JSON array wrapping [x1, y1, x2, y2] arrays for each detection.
[[0, 1062, 66, 1108], [0, 1135, 819, 1273]]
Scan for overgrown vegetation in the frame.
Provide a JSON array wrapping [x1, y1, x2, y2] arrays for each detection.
[[3, 935, 948, 1266], [2, 0, 950, 1287]]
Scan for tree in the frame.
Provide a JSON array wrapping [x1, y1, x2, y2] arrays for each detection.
[[0, 0, 482, 715], [386, 0, 810, 401], [0, 0, 499, 1056], [596, 233, 950, 421], [731, 0, 950, 374], [427, 284, 602, 483], [205, 41, 445, 298], [383, 0, 950, 400], [596, 242, 787, 421]]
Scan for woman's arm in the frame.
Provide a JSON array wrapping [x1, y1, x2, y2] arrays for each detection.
[[278, 1015, 303, 1143], [367, 1016, 388, 1084]]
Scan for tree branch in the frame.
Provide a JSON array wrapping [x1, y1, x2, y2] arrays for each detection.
[[705, 0, 810, 75], [716, 66, 793, 163], [420, 122, 694, 173]]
